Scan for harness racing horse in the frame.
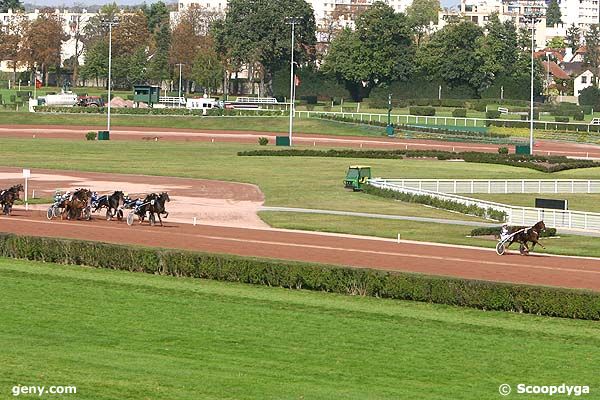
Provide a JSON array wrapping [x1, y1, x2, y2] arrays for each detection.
[[506, 220, 546, 255], [140, 192, 170, 226], [62, 188, 93, 220], [93, 191, 125, 220], [0, 184, 23, 215]]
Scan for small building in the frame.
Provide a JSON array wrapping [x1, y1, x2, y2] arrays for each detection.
[[574, 70, 596, 97], [133, 85, 160, 106]]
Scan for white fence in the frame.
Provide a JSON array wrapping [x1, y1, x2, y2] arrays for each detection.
[[372, 179, 600, 194], [159, 96, 185, 106], [295, 110, 600, 132], [368, 178, 600, 231]]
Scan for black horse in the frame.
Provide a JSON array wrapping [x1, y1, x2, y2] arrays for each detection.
[[0, 184, 23, 215], [506, 220, 546, 255], [93, 191, 125, 220], [140, 192, 170, 226]]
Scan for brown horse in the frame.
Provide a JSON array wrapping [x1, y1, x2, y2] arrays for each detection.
[[506, 220, 546, 255], [62, 188, 93, 220]]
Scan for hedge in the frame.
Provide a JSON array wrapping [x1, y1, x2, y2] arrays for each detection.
[[363, 184, 508, 222], [451, 108, 467, 117], [238, 149, 600, 173], [470, 226, 557, 237], [0, 232, 598, 319], [409, 106, 436, 116]]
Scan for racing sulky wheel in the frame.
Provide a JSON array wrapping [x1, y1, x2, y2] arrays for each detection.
[[126, 212, 135, 226], [47, 206, 55, 220], [495, 241, 506, 256]]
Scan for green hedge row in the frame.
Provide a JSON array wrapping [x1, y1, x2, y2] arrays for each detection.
[[36, 106, 286, 117], [363, 184, 507, 222], [487, 119, 600, 133], [0, 233, 598, 319], [470, 226, 557, 237], [409, 106, 436, 116], [238, 149, 600, 173]]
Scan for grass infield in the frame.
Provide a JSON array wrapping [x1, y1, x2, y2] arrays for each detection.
[[0, 257, 598, 399]]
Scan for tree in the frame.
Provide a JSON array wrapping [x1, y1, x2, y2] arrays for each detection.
[[191, 41, 223, 95], [584, 24, 600, 84], [0, 0, 24, 12], [80, 40, 108, 87], [546, 0, 562, 27], [19, 13, 67, 85], [147, 19, 171, 85], [405, 0, 440, 47], [578, 86, 600, 108], [142, 1, 170, 33], [477, 15, 519, 85], [546, 36, 566, 49], [0, 14, 24, 82], [214, 0, 316, 94], [323, 2, 414, 91], [417, 21, 485, 92], [111, 11, 150, 58], [565, 24, 581, 50]]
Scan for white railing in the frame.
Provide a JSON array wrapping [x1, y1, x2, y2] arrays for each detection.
[[159, 96, 185, 105], [296, 110, 600, 132], [372, 179, 600, 194], [368, 179, 600, 231], [235, 97, 278, 104]]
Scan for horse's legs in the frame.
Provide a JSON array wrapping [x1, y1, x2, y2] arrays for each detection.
[[157, 213, 163, 227]]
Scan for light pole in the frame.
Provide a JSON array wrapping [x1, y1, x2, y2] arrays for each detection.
[[286, 17, 302, 147], [176, 63, 185, 107], [386, 94, 394, 137], [524, 12, 542, 155], [102, 19, 118, 134]]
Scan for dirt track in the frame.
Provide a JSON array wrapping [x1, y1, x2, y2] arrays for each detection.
[[2, 124, 600, 157], [2, 209, 600, 292]]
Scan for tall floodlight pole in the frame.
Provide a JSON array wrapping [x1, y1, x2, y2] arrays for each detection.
[[286, 17, 302, 147], [176, 63, 185, 107], [524, 10, 542, 155], [102, 19, 118, 134]]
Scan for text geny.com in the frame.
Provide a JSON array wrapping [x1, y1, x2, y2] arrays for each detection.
[[12, 385, 77, 397]]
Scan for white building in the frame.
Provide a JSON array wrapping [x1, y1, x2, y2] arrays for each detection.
[[573, 69, 595, 96]]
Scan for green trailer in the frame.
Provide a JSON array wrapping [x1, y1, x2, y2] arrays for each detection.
[[344, 166, 371, 191]]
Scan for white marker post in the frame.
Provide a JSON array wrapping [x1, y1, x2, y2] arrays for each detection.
[[22, 169, 30, 210]]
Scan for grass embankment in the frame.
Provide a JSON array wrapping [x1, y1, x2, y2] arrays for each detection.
[[3, 138, 600, 254], [1, 258, 598, 399]]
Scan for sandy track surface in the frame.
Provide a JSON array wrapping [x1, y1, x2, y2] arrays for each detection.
[[0, 167, 266, 228]]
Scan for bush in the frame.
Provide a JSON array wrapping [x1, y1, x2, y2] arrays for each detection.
[[85, 131, 97, 141], [409, 106, 436, 116], [258, 137, 269, 146], [1, 233, 598, 319], [364, 184, 507, 222], [555, 116, 570, 123], [573, 112, 585, 121], [498, 147, 509, 154], [473, 102, 488, 112], [486, 110, 501, 119], [578, 86, 600, 108], [301, 95, 317, 104], [452, 108, 467, 117]]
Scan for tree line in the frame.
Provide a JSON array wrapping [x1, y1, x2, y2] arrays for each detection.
[[1, 0, 597, 100]]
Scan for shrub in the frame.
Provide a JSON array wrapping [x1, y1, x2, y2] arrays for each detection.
[[486, 110, 501, 119], [415, 99, 430, 106], [301, 95, 317, 104], [573, 112, 585, 121], [1, 233, 598, 320], [473, 102, 488, 112], [555, 116, 569, 123], [452, 108, 467, 117], [258, 137, 269, 146], [578, 86, 600, 108], [409, 106, 436, 116], [498, 147, 509, 154], [85, 131, 97, 141]]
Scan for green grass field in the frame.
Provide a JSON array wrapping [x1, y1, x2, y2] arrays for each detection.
[[1, 257, 598, 399]]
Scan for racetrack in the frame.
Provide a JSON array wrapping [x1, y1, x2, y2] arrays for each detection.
[[2, 124, 600, 157], [2, 209, 600, 292]]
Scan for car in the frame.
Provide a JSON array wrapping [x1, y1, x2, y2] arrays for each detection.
[[77, 96, 105, 107]]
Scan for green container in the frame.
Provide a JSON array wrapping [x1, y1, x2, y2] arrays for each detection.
[[275, 136, 290, 146], [386, 125, 395, 136], [515, 144, 530, 155], [98, 130, 110, 141]]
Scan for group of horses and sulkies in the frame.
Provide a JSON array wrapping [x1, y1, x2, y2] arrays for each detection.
[[46, 188, 170, 227]]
